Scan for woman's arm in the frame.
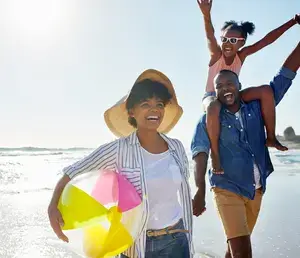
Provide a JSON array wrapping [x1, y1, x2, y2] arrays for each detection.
[[63, 140, 118, 179], [48, 174, 70, 242], [49, 174, 70, 207], [47, 140, 119, 241], [49, 140, 118, 208], [197, 0, 222, 63], [239, 14, 300, 63]]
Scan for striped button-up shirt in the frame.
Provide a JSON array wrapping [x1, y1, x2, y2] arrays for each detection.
[[63, 132, 194, 258]]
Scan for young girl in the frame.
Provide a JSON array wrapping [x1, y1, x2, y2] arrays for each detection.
[[198, 0, 300, 172], [47, 69, 194, 258]]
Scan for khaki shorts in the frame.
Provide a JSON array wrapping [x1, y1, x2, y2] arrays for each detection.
[[212, 187, 263, 240]]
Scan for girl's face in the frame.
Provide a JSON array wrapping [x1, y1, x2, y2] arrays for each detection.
[[221, 29, 245, 58], [129, 97, 165, 132]]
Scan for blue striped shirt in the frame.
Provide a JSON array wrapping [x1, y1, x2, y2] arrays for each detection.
[[63, 132, 194, 258]]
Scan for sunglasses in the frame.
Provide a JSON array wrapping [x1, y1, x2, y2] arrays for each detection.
[[221, 36, 245, 44]]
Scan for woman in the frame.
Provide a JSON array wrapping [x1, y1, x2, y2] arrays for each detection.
[[48, 69, 194, 258]]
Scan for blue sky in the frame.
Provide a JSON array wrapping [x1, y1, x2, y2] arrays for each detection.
[[0, 0, 299, 148]]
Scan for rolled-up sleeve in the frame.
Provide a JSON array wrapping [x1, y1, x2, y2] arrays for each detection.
[[191, 115, 210, 159], [270, 66, 296, 106], [63, 140, 118, 179]]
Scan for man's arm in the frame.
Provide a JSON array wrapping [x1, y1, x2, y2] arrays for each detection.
[[282, 41, 300, 73], [270, 41, 299, 106], [193, 152, 209, 217], [191, 115, 211, 159], [191, 116, 210, 216]]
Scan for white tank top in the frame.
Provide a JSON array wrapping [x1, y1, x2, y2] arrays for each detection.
[[205, 54, 242, 93], [142, 148, 182, 230]]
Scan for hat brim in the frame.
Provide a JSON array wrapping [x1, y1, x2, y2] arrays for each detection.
[[104, 69, 183, 138]]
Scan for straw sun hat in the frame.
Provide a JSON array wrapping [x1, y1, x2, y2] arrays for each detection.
[[104, 69, 183, 138]]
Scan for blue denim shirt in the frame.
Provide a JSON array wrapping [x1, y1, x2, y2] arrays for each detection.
[[191, 67, 296, 200]]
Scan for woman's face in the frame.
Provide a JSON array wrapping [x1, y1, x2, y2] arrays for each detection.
[[221, 29, 245, 57], [129, 97, 165, 132]]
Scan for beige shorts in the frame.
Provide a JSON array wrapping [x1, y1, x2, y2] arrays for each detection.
[[212, 187, 263, 240]]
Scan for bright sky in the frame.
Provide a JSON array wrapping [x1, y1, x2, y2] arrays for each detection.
[[0, 0, 299, 148]]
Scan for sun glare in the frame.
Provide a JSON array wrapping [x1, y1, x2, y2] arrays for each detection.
[[5, 0, 72, 39]]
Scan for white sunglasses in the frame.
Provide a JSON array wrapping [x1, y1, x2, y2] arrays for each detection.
[[221, 36, 245, 44]]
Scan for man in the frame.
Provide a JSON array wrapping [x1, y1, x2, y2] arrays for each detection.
[[191, 41, 300, 258]]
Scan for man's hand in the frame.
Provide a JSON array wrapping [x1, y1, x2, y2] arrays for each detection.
[[197, 0, 213, 17], [193, 188, 206, 217]]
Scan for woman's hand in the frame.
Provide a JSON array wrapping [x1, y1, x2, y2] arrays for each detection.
[[48, 203, 69, 242], [197, 0, 213, 17]]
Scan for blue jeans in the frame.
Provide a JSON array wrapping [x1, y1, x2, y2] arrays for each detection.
[[121, 219, 190, 258]]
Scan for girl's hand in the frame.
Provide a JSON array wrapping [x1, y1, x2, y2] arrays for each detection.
[[294, 14, 300, 25], [48, 204, 69, 242], [197, 0, 213, 17]]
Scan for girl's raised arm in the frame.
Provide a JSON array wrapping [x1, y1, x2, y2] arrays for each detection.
[[239, 14, 300, 62], [197, 0, 222, 63]]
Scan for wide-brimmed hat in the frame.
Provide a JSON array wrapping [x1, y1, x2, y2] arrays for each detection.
[[104, 69, 183, 137]]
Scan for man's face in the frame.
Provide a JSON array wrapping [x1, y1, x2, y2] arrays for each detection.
[[214, 72, 241, 107]]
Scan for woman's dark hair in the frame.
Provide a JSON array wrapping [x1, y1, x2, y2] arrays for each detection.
[[125, 79, 172, 128], [221, 20, 255, 40]]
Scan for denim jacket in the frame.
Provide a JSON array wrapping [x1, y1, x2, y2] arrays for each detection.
[[191, 67, 296, 199]]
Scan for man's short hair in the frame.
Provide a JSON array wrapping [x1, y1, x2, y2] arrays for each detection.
[[218, 69, 239, 80], [216, 69, 241, 90]]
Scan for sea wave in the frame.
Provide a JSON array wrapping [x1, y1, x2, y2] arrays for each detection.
[[0, 147, 92, 152], [274, 152, 300, 165], [0, 152, 64, 157], [0, 147, 93, 157], [0, 187, 53, 195]]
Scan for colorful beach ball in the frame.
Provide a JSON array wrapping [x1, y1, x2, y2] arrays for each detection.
[[57, 169, 143, 258]]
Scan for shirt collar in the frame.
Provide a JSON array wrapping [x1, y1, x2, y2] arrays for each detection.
[[221, 101, 246, 115], [128, 131, 176, 152], [128, 131, 139, 145]]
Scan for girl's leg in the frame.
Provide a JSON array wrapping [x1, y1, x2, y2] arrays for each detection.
[[204, 97, 224, 173], [241, 86, 288, 151]]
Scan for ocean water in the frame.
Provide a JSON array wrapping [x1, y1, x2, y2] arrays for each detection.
[[0, 147, 300, 258]]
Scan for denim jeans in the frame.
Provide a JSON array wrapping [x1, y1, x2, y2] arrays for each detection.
[[121, 219, 190, 258]]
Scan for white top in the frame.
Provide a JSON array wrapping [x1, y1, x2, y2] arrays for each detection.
[[63, 132, 194, 258], [142, 148, 182, 230], [235, 111, 261, 189]]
